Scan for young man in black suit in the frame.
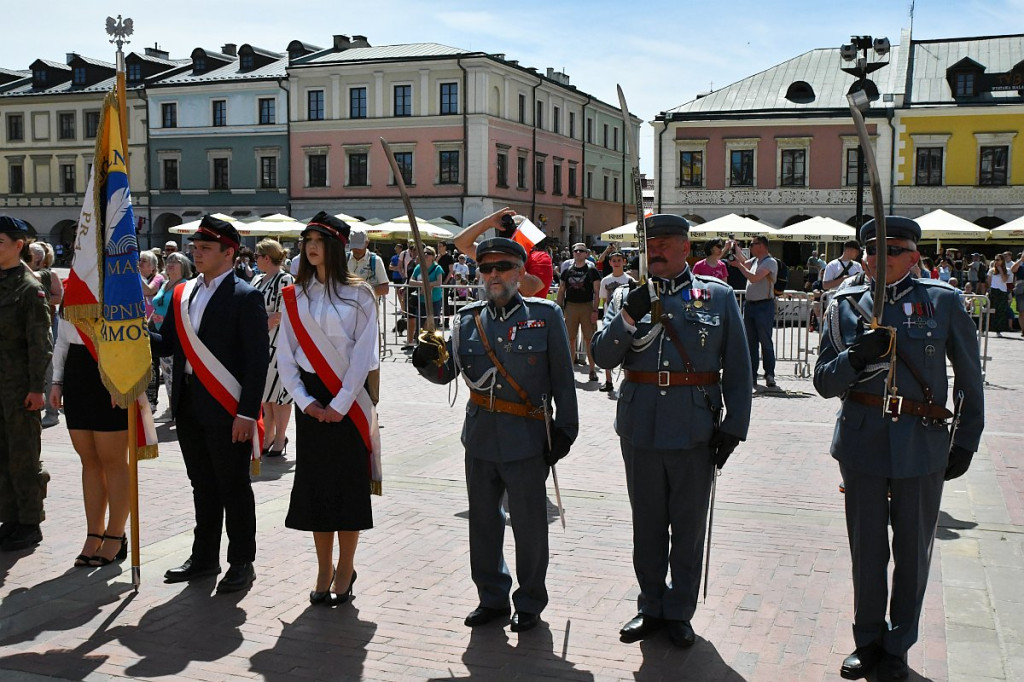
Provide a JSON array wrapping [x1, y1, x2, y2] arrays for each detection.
[[151, 215, 269, 593]]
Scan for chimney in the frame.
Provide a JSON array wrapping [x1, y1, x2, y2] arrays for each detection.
[[333, 34, 351, 50], [222, 43, 237, 57], [493, 53, 505, 60], [145, 44, 170, 60], [351, 35, 370, 48], [546, 67, 554, 79], [66, 52, 79, 65]]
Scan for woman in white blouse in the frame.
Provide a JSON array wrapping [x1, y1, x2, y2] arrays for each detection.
[[49, 318, 130, 567], [277, 212, 379, 606]]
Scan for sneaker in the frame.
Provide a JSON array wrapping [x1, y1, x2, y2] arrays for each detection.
[[41, 413, 60, 428], [599, 381, 614, 392], [588, 371, 598, 382], [765, 376, 777, 388]]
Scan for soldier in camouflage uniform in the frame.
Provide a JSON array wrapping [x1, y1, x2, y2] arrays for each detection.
[[0, 216, 52, 551]]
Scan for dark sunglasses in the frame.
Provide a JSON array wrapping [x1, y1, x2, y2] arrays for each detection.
[[478, 261, 519, 274], [573, 248, 588, 253], [865, 244, 915, 257]]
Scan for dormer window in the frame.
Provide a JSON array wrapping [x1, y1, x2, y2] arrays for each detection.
[[73, 66, 87, 85], [847, 79, 880, 101], [32, 68, 46, 87], [194, 56, 206, 73], [240, 52, 254, 71], [288, 50, 304, 62], [955, 72, 977, 97], [784, 81, 815, 104], [127, 63, 142, 82]]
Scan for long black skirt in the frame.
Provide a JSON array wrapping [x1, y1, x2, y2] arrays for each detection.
[[285, 370, 373, 532], [63, 344, 129, 432]]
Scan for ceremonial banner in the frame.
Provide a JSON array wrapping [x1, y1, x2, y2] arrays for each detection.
[[63, 91, 156, 457], [511, 216, 547, 251]]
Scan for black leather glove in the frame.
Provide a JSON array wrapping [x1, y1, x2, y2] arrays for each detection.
[[847, 327, 893, 371], [544, 428, 574, 467], [709, 431, 741, 470], [622, 283, 652, 323], [411, 342, 440, 369], [945, 445, 974, 481]]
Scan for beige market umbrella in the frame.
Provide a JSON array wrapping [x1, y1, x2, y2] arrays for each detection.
[[690, 213, 778, 239], [773, 216, 857, 243], [168, 213, 241, 235], [915, 209, 991, 241], [989, 215, 1024, 241]]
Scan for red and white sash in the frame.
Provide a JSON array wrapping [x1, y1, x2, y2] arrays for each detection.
[[282, 285, 382, 495], [73, 325, 159, 460], [172, 279, 264, 465]]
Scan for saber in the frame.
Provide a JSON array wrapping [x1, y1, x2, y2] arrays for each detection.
[[542, 393, 566, 531], [380, 137, 447, 364], [703, 469, 719, 602], [847, 91, 888, 327], [616, 85, 661, 320]]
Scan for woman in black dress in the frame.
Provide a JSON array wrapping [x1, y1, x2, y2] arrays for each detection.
[[278, 212, 380, 605], [49, 318, 130, 566]]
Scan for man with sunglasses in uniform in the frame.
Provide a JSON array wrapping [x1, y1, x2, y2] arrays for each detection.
[[413, 237, 578, 634], [814, 217, 984, 681]]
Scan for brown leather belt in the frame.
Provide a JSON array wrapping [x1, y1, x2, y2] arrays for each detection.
[[468, 392, 545, 420], [623, 370, 720, 387], [848, 391, 953, 420]]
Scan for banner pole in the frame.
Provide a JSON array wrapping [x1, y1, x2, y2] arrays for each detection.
[[127, 400, 141, 590]]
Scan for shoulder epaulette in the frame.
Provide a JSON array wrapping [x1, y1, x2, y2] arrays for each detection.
[[834, 283, 870, 297], [915, 277, 954, 290], [692, 274, 733, 292], [459, 300, 487, 312], [524, 296, 559, 309]]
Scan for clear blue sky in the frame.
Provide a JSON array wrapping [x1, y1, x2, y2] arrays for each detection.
[[3, 1, 1021, 173]]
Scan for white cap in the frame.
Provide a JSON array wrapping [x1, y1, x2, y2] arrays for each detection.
[[349, 230, 368, 249]]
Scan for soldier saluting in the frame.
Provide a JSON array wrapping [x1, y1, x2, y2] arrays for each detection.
[[413, 237, 578, 634], [814, 217, 984, 681], [592, 214, 752, 647]]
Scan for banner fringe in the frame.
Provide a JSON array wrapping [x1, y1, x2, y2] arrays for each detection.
[[137, 444, 159, 461], [370, 481, 382, 496]]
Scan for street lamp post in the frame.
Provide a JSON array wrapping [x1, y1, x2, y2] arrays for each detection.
[[840, 35, 889, 227]]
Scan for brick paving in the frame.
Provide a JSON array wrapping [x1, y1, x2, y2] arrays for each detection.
[[1, 324, 1022, 681]]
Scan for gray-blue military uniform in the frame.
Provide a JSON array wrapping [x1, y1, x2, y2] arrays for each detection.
[[815, 266, 984, 657], [417, 292, 578, 615], [592, 268, 752, 620]]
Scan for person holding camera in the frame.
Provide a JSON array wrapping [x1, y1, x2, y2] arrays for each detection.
[[593, 214, 752, 648], [728, 235, 778, 388], [814, 217, 983, 681], [412, 237, 578, 634]]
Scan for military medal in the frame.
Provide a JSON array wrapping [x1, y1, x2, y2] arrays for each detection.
[[699, 328, 708, 347]]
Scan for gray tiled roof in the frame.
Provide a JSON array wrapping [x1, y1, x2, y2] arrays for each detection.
[[0, 67, 29, 79], [152, 56, 288, 85], [297, 42, 471, 65], [663, 46, 903, 117], [33, 59, 72, 71], [909, 34, 1024, 103], [1, 75, 120, 97], [70, 55, 116, 70], [129, 52, 187, 68]]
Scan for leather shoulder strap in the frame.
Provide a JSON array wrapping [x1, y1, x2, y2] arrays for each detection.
[[472, 309, 534, 409]]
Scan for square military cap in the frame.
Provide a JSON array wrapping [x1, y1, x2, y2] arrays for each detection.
[[476, 237, 527, 262], [303, 211, 350, 243], [859, 216, 922, 244], [0, 216, 30, 235], [645, 214, 691, 238], [189, 214, 241, 250]]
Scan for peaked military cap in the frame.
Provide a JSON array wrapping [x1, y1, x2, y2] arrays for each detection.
[[645, 214, 691, 238], [476, 237, 527, 262], [303, 211, 350, 243], [859, 216, 922, 244], [0, 216, 30, 236], [189, 214, 241, 250]]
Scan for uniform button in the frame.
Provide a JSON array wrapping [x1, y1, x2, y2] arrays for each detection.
[[528, 345, 533, 350], [497, 337, 503, 343], [614, 339, 620, 344], [663, 361, 670, 367], [660, 390, 667, 396], [496, 384, 503, 389], [842, 416, 846, 421], [926, 332, 932, 337]]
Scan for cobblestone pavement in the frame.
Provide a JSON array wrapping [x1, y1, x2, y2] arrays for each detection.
[[0, 323, 1021, 681]]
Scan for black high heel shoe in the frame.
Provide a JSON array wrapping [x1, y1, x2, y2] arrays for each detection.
[[266, 437, 289, 458], [75, 533, 104, 568], [333, 570, 357, 604], [310, 568, 336, 605], [89, 534, 127, 566]]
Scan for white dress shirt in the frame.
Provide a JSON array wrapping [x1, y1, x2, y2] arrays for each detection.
[[277, 279, 379, 415], [184, 269, 232, 375], [51, 317, 85, 383]]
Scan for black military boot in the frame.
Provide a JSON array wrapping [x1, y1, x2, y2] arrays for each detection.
[[0, 522, 17, 542], [1, 524, 42, 551]]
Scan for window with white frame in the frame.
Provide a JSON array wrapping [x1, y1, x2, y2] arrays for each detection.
[[776, 138, 810, 187], [975, 132, 1016, 186]]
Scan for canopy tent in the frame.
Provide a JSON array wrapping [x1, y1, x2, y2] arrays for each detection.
[[600, 220, 641, 243], [773, 216, 857, 243], [169, 213, 241, 235], [170, 213, 310, 238], [914, 209, 991, 241], [689, 213, 777, 239], [989, 215, 1024, 241], [366, 214, 455, 240]]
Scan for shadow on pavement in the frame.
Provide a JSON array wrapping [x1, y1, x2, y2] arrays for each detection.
[[254, 456, 296, 482], [427, 621, 594, 681], [635, 636, 744, 681], [112, 580, 246, 677], [935, 510, 978, 541], [0, 577, 134, 680], [249, 603, 376, 681]]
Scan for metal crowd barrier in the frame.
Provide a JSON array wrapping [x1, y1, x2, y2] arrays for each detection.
[[379, 282, 485, 353], [962, 294, 990, 381]]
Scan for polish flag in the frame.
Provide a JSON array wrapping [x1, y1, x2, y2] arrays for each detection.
[[511, 216, 547, 251]]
